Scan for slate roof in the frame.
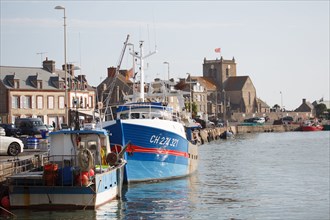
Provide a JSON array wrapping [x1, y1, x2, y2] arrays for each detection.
[[0, 66, 61, 90], [0, 66, 94, 91], [224, 76, 249, 91]]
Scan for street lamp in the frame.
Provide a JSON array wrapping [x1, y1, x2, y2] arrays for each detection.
[[163, 61, 170, 81], [186, 73, 192, 116], [55, 5, 69, 125], [222, 89, 226, 121], [280, 91, 283, 111]]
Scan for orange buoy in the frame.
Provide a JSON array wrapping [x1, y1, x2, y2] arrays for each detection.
[[76, 171, 90, 186], [1, 196, 10, 209], [89, 169, 95, 177]]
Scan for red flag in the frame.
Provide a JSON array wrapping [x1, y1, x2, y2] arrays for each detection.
[[215, 48, 221, 53]]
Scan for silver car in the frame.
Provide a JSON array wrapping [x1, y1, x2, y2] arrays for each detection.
[[0, 132, 24, 156]]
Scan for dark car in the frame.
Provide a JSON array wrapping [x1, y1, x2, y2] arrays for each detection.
[[15, 118, 48, 136], [282, 116, 294, 124], [273, 116, 294, 125], [0, 123, 21, 137], [244, 117, 255, 123], [193, 118, 206, 129]]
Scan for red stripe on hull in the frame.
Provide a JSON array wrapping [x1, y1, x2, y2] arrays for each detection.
[[126, 145, 188, 158]]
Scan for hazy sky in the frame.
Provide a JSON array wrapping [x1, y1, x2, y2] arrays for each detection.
[[1, 1, 329, 110]]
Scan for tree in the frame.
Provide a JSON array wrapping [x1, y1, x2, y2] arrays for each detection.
[[315, 103, 327, 118], [273, 104, 280, 109], [184, 102, 198, 118]]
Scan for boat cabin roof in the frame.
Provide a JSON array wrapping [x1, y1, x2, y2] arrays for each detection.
[[49, 128, 108, 137]]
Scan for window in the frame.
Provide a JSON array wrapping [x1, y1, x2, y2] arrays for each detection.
[[24, 96, 32, 108], [89, 96, 93, 108], [37, 96, 43, 109], [48, 96, 54, 109], [12, 96, 19, 109], [197, 94, 201, 102], [59, 96, 65, 109]]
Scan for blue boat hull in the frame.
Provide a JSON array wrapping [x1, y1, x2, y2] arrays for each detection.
[[104, 119, 198, 183]]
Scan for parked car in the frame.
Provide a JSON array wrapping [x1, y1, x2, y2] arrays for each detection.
[[191, 119, 202, 128], [244, 117, 265, 124], [15, 118, 48, 136], [45, 124, 54, 132], [0, 123, 21, 136], [244, 117, 255, 123], [253, 117, 265, 124], [273, 116, 294, 125], [194, 118, 206, 129], [211, 119, 225, 127], [0, 128, 24, 156], [282, 116, 294, 124], [206, 121, 215, 128]]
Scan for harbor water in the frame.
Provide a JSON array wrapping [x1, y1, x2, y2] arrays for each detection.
[[1, 131, 329, 219]]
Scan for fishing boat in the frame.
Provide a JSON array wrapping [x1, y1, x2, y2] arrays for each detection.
[[301, 120, 324, 131], [301, 124, 324, 131], [102, 41, 199, 183], [5, 124, 126, 209]]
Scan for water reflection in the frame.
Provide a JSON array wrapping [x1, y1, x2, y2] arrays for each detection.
[[97, 178, 197, 219], [2, 132, 329, 220]]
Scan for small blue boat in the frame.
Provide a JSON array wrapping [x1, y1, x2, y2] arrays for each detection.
[[6, 125, 126, 210]]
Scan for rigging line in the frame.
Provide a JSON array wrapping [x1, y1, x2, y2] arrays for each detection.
[[152, 9, 157, 51], [147, 24, 151, 52]]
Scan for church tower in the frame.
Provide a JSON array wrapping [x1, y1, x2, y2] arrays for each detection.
[[202, 56, 237, 91]]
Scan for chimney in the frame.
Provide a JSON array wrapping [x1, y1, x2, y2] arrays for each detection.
[[43, 57, 56, 73], [62, 63, 75, 77], [107, 67, 116, 78], [77, 75, 87, 82], [302, 98, 306, 104]]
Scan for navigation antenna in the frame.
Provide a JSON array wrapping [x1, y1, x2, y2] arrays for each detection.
[[102, 34, 130, 121]]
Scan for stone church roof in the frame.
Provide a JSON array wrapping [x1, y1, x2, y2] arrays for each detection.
[[257, 98, 270, 108], [224, 76, 249, 91]]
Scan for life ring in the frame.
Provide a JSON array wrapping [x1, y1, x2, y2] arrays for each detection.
[[106, 152, 118, 166], [78, 148, 94, 171]]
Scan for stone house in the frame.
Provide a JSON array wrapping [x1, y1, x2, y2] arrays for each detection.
[[295, 98, 314, 113], [0, 58, 96, 127]]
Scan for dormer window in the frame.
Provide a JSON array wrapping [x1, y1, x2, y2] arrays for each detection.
[[38, 81, 42, 89], [59, 82, 65, 89], [14, 80, 19, 89]]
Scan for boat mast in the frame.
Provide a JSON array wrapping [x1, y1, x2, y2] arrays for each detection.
[[139, 41, 145, 101], [132, 41, 157, 102]]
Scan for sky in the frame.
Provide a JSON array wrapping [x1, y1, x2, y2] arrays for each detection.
[[0, 1, 329, 110]]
